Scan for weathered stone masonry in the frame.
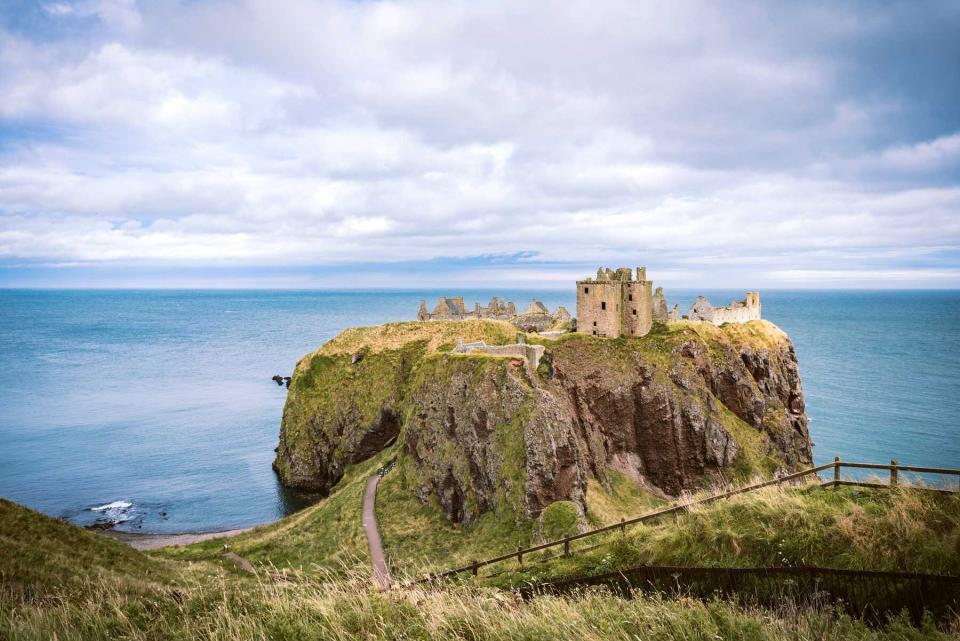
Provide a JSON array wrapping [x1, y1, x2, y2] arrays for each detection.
[[576, 266, 762, 337], [576, 267, 654, 338], [418, 295, 571, 333], [687, 292, 761, 325]]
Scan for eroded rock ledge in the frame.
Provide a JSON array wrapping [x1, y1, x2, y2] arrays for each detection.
[[273, 319, 812, 527]]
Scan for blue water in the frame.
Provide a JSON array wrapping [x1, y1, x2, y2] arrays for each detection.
[[0, 289, 958, 532]]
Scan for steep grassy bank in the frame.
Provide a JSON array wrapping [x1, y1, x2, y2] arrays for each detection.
[[2, 485, 958, 640], [487, 483, 960, 587], [0, 499, 175, 604], [159, 449, 398, 574]]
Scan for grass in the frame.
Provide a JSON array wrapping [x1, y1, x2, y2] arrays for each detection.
[[308, 320, 519, 357], [158, 449, 397, 574], [534, 501, 580, 541], [0, 498, 176, 604], [3, 560, 957, 641], [486, 482, 960, 586], [583, 469, 667, 527], [2, 482, 959, 639]]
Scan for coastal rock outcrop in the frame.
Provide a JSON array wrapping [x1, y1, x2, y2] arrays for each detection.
[[273, 319, 812, 526]]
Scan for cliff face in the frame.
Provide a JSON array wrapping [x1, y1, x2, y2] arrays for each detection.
[[274, 320, 812, 526]]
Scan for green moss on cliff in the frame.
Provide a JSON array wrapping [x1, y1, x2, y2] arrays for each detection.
[[375, 466, 534, 576], [535, 501, 580, 541], [585, 471, 666, 527], [714, 403, 781, 481]]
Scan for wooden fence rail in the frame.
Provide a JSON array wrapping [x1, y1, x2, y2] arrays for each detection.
[[415, 458, 960, 583]]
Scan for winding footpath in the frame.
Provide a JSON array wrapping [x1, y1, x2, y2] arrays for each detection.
[[363, 474, 391, 589]]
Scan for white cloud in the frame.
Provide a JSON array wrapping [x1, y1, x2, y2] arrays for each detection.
[[0, 0, 958, 287]]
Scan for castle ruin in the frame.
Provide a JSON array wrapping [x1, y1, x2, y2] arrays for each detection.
[[418, 296, 571, 333], [576, 267, 654, 337], [451, 336, 546, 377], [687, 293, 761, 325], [576, 266, 761, 337]]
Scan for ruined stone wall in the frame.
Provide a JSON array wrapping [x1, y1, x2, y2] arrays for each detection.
[[688, 292, 761, 326], [419, 296, 567, 333], [576, 280, 622, 337], [621, 280, 653, 337], [452, 340, 546, 377], [652, 286, 669, 322], [687, 296, 716, 323], [712, 292, 761, 324]]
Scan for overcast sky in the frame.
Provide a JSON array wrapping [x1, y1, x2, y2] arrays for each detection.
[[0, 0, 958, 289]]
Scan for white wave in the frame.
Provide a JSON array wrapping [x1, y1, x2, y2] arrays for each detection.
[[92, 500, 132, 511]]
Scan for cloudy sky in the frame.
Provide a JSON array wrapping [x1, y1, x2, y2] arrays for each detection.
[[0, 0, 958, 288]]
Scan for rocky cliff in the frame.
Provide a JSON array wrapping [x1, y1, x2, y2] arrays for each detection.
[[274, 319, 812, 527]]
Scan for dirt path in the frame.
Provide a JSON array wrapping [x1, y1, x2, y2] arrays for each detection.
[[363, 474, 391, 589]]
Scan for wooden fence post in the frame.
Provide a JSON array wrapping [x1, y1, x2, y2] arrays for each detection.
[[564, 539, 570, 557], [517, 546, 523, 565], [834, 457, 841, 483], [471, 560, 478, 576], [890, 459, 898, 486], [620, 517, 626, 534]]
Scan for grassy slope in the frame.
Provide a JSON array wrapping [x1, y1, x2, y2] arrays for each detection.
[[158, 449, 397, 573], [487, 483, 960, 586], [0, 498, 175, 603], [1, 497, 955, 640], [2, 482, 958, 640], [375, 457, 534, 577]]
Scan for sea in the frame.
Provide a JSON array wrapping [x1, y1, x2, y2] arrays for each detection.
[[1, 289, 958, 533]]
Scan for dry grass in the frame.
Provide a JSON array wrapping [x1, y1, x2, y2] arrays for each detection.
[[3, 564, 956, 641], [308, 320, 519, 359], [487, 480, 960, 586]]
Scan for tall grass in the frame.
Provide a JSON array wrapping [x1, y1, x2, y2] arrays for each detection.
[[485, 481, 960, 585], [3, 565, 956, 641]]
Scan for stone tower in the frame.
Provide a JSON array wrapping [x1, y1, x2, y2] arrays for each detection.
[[576, 266, 654, 337]]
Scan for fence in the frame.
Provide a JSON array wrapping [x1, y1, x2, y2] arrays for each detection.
[[417, 458, 960, 583], [518, 564, 960, 624]]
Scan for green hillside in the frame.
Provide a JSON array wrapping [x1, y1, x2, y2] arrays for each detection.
[[2, 485, 959, 640]]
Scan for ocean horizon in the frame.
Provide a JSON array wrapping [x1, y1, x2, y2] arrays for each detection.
[[1, 288, 958, 534]]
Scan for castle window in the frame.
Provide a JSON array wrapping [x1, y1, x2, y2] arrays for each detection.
[[592, 321, 597, 326], [592, 330, 597, 335], [632, 309, 637, 315], [629, 294, 633, 301], [584, 287, 589, 294], [601, 301, 607, 310]]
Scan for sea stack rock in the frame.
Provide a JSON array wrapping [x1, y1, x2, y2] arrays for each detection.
[[273, 319, 812, 526]]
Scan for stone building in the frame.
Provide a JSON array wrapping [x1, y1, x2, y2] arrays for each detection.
[[418, 296, 515, 322], [418, 296, 570, 333], [687, 293, 761, 325], [576, 266, 654, 338], [576, 267, 760, 337]]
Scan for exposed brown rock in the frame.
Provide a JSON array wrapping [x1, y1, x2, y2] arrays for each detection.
[[273, 320, 812, 526]]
